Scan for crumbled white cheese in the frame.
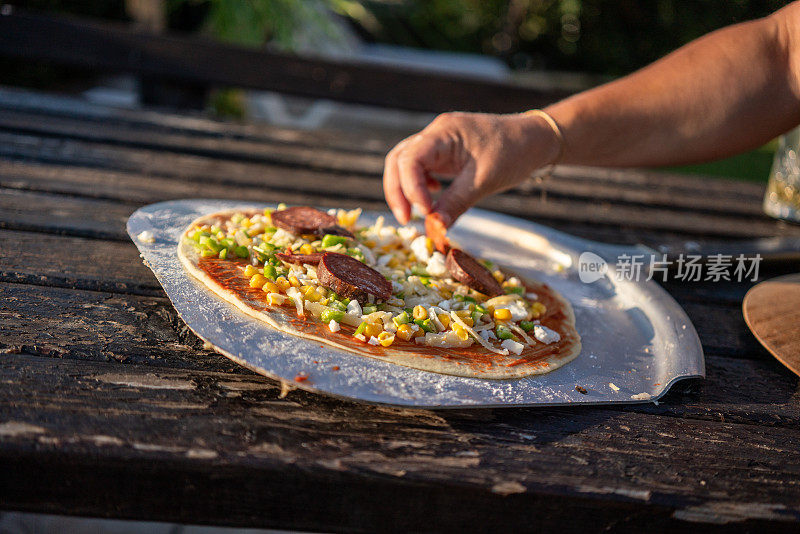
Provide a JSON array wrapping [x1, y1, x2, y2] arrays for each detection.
[[437, 299, 454, 311], [397, 226, 417, 241], [526, 292, 538, 300], [137, 230, 155, 243], [426, 251, 447, 276], [506, 300, 529, 322], [631, 392, 651, 400], [354, 333, 366, 342], [533, 325, 561, 344], [501, 338, 525, 355], [368, 336, 380, 346], [357, 244, 376, 265], [609, 382, 620, 392], [410, 235, 431, 262], [391, 280, 404, 293], [346, 299, 362, 317], [328, 320, 340, 332]]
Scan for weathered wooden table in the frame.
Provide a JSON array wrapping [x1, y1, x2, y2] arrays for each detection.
[[2, 87, 800, 532]]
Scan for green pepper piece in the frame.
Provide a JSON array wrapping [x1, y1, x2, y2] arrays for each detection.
[[206, 238, 224, 253], [354, 321, 367, 336], [218, 248, 228, 260], [234, 245, 249, 258], [471, 310, 483, 325], [321, 234, 349, 248], [320, 308, 345, 323], [362, 305, 377, 315], [263, 265, 277, 279], [200, 249, 217, 258], [329, 300, 347, 312], [415, 318, 434, 333], [519, 321, 536, 332], [505, 286, 525, 295], [496, 325, 513, 340], [410, 265, 429, 276], [393, 311, 411, 326]]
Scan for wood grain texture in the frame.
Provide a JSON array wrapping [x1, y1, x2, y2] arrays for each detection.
[[0, 86, 400, 155], [1, 86, 799, 530], [743, 273, 800, 376], [1, 134, 795, 238], [0, 116, 766, 220], [2, 354, 800, 531]]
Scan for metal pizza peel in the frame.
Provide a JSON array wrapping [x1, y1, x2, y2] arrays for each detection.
[[127, 199, 705, 408]]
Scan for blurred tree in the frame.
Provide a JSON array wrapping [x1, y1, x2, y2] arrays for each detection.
[[338, 0, 788, 75]]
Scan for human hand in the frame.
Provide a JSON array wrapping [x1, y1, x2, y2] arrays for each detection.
[[382, 111, 562, 227]]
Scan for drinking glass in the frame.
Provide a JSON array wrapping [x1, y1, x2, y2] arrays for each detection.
[[764, 127, 800, 223]]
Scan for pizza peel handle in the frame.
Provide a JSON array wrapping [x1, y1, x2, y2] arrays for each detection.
[[743, 273, 800, 377], [126, 199, 705, 409]]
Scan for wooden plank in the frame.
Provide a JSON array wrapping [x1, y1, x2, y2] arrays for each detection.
[[0, 188, 134, 240], [0, 282, 239, 373], [0, 86, 399, 155], [4, 278, 796, 426], [0, 230, 160, 295], [0, 87, 767, 199], [0, 10, 570, 114], [1, 146, 794, 239], [1, 353, 799, 531], [0, 109, 385, 176], [0, 112, 766, 218]]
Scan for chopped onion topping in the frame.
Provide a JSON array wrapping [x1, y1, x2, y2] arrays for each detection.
[[507, 322, 534, 345], [450, 311, 508, 355], [285, 287, 304, 317]]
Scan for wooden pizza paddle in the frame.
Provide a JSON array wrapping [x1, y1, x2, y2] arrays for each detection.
[[743, 273, 800, 377]]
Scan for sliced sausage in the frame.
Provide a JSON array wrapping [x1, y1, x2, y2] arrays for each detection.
[[271, 206, 353, 238], [425, 213, 451, 254], [274, 251, 324, 265], [317, 253, 392, 301], [445, 248, 503, 297]]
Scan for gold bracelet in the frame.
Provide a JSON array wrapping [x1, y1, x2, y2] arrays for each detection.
[[524, 109, 565, 167], [523, 109, 564, 201]]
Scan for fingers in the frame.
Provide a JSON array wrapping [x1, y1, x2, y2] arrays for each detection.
[[432, 162, 481, 226], [383, 133, 450, 224], [383, 142, 411, 224]]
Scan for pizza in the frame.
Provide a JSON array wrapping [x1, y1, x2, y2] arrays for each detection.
[[178, 205, 581, 379]]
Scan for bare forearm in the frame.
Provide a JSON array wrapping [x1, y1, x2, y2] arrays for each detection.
[[546, 4, 800, 167]]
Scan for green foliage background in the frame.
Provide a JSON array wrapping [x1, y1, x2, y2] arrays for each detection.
[[14, 0, 790, 180]]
